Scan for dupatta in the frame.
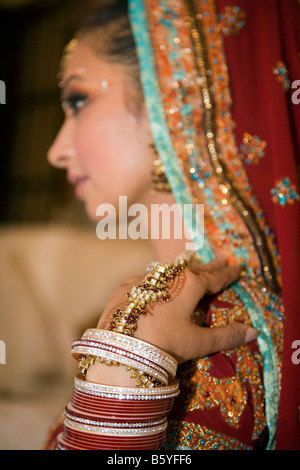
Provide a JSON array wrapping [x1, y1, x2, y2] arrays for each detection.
[[128, 0, 300, 450]]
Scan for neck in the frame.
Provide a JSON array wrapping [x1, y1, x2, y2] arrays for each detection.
[[138, 190, 191, 263]]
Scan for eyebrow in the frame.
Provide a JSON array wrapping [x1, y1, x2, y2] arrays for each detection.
[[60, 74, 85, 98]]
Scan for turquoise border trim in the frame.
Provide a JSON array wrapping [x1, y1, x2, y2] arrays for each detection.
[[232, 282, 278, 450], [128, 0, 214, 263]]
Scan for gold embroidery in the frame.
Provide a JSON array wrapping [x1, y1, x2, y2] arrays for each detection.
[[165, 419, 253, 450], [179, 349, 265, 439], [177, 286, 277, 440], [183, 0, 281, 292]]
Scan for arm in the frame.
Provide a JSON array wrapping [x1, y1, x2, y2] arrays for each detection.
[[56, 256, 258, 450]]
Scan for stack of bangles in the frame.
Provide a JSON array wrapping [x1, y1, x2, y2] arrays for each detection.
[[56, 375, 180, 450], [56, 257, 187, 450]]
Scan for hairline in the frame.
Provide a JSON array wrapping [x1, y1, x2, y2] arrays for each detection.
[[77, 30, 145, 117]]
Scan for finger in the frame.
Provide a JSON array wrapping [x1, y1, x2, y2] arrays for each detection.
[[204, 324, 258, 354], [197, 263, 242, 295], [177, 323, 258, 362], [187, 257, 227, 274]]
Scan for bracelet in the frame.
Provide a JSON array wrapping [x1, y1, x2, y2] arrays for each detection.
[[57, 428, 167, 450], [74, 375, 180, 400], [76, 329, 178, 377], [71, 256, 186, 387], [71, 389, 175, 418], [71, 329, 178, 388], [56, 376, 179, 450], [72, 339, 169, 385], [64, 404, 167, 430], [108, 256, 187, 337]]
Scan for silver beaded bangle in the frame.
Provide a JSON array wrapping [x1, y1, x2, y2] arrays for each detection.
[[74, 375, 180, 400], [76, 329, 178, 378]]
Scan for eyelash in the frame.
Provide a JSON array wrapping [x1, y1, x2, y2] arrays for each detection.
[[62, 93, 88, 114]]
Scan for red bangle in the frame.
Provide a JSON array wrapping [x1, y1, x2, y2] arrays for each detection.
[[57, 328, 180, 450], [56, 377, 179, 450], [71, 388, 175, 413]]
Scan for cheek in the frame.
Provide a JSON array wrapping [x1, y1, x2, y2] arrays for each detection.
[[74, 117, 109, 175], [76, 112, 152, 183]]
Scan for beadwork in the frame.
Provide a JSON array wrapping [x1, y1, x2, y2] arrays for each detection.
[[273, 61, 291, 91], [139, 0, 281, 293], [271, 176, 300, 206], [170, 279, 283, 446], [218, 5, 246, 36], [240, 133, 267, 165], [108, 257, 187, 336], [165, 420, 252, 450]]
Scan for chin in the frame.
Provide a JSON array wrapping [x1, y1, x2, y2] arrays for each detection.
[[84, 196, 118, 222], [84, 201, 100, 221]]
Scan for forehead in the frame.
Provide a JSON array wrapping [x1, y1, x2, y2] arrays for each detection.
[[60, 38, 123, 86]]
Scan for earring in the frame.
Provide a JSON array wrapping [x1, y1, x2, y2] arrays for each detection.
[[150, 143, 171, 193]]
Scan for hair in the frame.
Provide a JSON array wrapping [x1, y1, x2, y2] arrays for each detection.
[[76, 0, 144, 111]]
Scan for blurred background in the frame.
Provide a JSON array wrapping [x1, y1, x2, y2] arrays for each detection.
[[0, 0, 153, 449]]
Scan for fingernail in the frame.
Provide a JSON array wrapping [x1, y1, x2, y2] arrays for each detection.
[[245, 327, 259, 343]]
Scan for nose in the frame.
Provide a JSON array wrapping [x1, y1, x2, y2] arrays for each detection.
[[47, 119, 75, 168]]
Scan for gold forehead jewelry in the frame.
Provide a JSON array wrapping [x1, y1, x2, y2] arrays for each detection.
[[58, 38, 79, 88]]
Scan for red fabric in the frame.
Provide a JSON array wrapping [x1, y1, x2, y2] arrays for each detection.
[[216, 0, 300, 449], [166, 294, 269, 450]]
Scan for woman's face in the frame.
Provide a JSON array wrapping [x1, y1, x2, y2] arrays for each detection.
[[48, 39, 154, 220]]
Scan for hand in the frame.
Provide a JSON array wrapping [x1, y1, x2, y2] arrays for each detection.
[[97, 257, 258, 364]]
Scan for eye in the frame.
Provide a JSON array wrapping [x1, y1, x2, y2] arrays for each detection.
[[61, 92, 88, 114]]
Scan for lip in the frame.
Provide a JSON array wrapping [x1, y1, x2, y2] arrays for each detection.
[[67, 174, 88, 199]]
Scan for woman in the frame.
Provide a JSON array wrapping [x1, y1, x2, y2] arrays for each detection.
[[45, 0, 300, 450]]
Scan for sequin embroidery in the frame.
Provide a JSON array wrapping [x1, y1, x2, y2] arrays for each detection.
[[273, 61, 291, 91], [165, 420, 253, 450], [271, 176, 300, 206], [218, 5, 246, 36], [240, 133, 267, 165]]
